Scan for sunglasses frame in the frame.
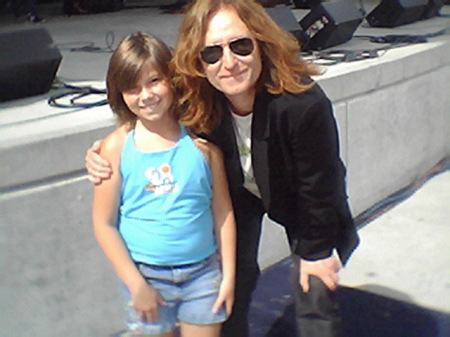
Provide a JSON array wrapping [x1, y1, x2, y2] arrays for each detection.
[[200, 37, 255, 64]]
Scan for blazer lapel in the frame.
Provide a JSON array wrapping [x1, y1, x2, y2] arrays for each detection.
[[209, 109, 244, 193], [252, 92, 271, 210]]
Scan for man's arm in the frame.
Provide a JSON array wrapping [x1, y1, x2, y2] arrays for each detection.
[[85, 124, 131, 183], [288, 94, 344, 291]]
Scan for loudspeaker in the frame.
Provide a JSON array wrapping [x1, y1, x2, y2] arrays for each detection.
[[259, 0, 290, 7], [0, 28, 62, 102], [266, 5, 309, 46], [299, 0, 364, 51], [366, 0, 428, 27], [422, 0, 443, 19]]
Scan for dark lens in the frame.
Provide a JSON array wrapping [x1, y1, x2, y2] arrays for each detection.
[[230, 38, 254, 56], [200, 45, 223, 64]]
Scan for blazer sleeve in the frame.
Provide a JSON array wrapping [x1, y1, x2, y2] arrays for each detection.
[[284, 87, 347, 261]]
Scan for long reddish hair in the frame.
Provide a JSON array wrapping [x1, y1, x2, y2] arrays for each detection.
[[172, 0, 320, 134]]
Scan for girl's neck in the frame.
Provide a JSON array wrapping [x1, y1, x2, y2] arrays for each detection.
[[134, 118, 180, 152]]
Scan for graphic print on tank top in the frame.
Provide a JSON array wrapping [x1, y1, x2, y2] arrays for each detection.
[[144, 162, 178, 195]]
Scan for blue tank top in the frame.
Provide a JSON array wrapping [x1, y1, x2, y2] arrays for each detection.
[[119, 125, 216, 265]]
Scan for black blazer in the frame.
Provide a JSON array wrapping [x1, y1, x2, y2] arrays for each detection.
[[205, 83, 359, 265]]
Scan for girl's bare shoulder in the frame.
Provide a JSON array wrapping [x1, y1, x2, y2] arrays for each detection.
[[101, 124, 131, 156]]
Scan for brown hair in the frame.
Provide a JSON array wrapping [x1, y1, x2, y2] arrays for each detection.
[[172, 0, 320, 134], [107, 32, 174, 126]]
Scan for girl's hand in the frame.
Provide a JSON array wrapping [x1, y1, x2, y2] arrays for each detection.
[[85, 140, 113, 184], [212, 278, 235, 317], [131, 281, 167, 324]]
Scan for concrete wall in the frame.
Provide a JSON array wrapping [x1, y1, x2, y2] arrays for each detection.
[[322, 41, 450, 215], [1, 39, 449, 337], [0, 178, 124, 337]]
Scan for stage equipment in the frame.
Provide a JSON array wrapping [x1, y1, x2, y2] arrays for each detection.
[[366, 0, 428, 27], [0, 28, 62, 102], [299, 0, 364, 51], [422, 0, 443, 19], [266, 5, 309, 46], [293, 0, 321, 9], [259, 0, 291, 7]]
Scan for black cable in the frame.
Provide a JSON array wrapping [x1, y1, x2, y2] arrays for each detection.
[[56, 31, 116, 53], [105, 30, 115, 51], [319, 49, 379, 63], [302, 47, 382, 65], [309, 26, 450, 66], [358, 0, 367, 16], [48, 82, 107, 109], [48, 31, 117, 108], [354, 27, 450, 45], [423, 27, 450, 38]]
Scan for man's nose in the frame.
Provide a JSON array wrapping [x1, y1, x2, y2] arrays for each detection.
[[221, 46, 238, 68]]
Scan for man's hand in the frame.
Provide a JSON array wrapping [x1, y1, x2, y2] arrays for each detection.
[[299, 254, 342, 293], [85, 139, 112, 184]]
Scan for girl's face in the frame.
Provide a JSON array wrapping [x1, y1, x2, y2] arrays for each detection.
[[201, 7, 262, 107], [122, 61, 174, 124]]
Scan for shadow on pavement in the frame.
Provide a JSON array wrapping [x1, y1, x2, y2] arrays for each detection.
[[249, 258, 450, 337]]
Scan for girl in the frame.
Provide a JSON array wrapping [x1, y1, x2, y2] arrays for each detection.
[[92, 32, 236, 337]]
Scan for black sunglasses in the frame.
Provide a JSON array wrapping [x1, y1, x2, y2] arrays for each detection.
[[200, 37, 255, 64]]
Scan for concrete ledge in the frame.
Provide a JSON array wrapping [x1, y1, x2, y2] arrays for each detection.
[[318, 41, 450, 102], [2, 40, 449, 204], [0, 93, 115, 190]]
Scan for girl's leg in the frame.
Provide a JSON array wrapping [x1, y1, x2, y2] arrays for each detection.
[[179, 322, 221, 337]]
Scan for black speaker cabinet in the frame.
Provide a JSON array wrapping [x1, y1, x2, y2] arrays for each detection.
[[366, 0, 428, 27], [0, 28, 62, 102], [266, 5, 309, 46], [422, 0, 443, 19], [299, 0, 364, 51]]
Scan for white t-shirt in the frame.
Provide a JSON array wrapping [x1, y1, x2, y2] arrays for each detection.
[[231, 111, 261, 199]]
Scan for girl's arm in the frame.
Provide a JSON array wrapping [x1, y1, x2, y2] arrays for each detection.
[[203, 141, 236, 316], [92, 127, 164, 323]]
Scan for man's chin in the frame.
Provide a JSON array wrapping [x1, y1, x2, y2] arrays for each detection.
[[222, 84, 254, 98]]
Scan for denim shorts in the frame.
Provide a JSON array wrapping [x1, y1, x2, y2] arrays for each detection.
[[121, 253, 227, 335]]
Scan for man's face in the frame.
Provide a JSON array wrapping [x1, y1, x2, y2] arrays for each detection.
[[201, 7, 262, 107]]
